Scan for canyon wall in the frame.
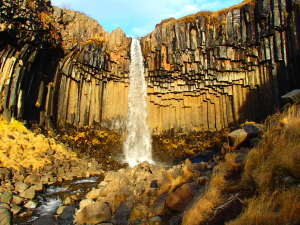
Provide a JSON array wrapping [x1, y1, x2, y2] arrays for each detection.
[[141, 0, 300, 132], [55, 28, 130, 129], [0, 0, 131, 129], [1, 0, 300, 133]]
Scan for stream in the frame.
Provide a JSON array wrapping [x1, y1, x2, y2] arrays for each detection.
[[13, 176, 103, 225]]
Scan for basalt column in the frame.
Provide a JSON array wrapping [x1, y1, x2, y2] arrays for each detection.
[[141, 0, 300, 133]]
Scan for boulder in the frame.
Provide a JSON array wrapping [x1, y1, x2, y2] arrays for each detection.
[[12, 195, 24, 205], [14, 182, 28, 193], [166, 183, 195, 211], [86, 188, 102, 200], [228, 123, 263, 148], [24, 174, 40, 185], [20, 187, 36, 199], [24, 200, 37, 209], [75, 201, 112, 225], [228, 129, 248, 148]]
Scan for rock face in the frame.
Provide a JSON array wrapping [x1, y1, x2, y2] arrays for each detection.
[[0, 0, 300, 133], [54, 28, 131, 129], [0, 0, 131, 130], [141, 0, 300, 132]]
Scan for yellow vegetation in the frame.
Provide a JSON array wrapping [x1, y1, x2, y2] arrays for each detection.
[[80, 35, 107, 46], [0, 118, 77, 171]]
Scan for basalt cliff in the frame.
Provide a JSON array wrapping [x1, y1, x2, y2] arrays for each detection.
[[0, 0, 300, 133]]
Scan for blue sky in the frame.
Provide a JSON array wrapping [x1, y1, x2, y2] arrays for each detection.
[[51, 0, 243, 37]]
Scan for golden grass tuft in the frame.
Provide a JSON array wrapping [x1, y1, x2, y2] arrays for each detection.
[[0, 118, 77, 171], [227, 189, 300, 225]]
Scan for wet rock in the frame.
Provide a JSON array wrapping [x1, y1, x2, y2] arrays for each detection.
[[63, 196, 73, 205], [58, 205, 76, 222], [56, 206, 66, 215], [33, 215, 58, 225], [24, 200, 37, 209]]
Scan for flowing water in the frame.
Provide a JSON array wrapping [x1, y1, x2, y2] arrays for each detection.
[[123, 38, 153, 167], [14, 177, 102, 225]]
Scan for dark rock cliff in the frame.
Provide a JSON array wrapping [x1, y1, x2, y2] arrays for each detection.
[[0, 0, 131, 129], [0, 0, 300, 133]]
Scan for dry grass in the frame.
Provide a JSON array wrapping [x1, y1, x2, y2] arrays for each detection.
[[183, 106, 300, 225], [0, 118, 77, 171], [227, 111, 300, 224], [227, 189, 300, 225], [182, 152, 241, 225]]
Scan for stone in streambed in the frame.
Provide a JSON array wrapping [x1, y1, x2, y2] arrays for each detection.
[[56, 206, 66, 215], [24, 200, 37, 209]]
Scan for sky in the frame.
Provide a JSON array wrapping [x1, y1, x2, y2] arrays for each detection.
[[51, 0, 243, 37]]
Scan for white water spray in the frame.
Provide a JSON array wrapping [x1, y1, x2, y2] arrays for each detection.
[[123, 38, 153, 167]]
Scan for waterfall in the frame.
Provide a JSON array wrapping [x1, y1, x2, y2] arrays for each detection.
[[123, 38, 153, 167]]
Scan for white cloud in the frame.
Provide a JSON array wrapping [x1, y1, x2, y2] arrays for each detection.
[[166, 4, 200, 18]]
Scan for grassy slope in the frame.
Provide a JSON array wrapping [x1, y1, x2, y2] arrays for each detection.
[[183, 106, 300, 225]]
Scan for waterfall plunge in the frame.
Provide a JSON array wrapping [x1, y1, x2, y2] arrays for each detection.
[[123, 38, 153, 167]]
